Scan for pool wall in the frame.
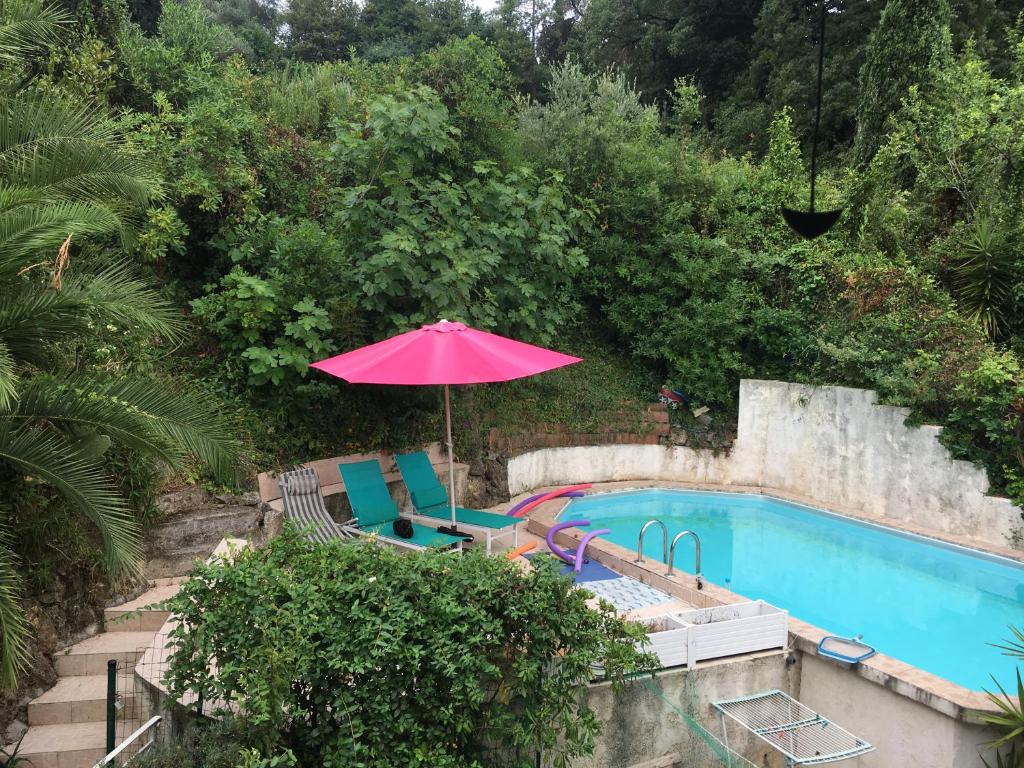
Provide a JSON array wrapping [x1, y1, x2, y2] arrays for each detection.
[[526, 497, 999, 768], [507, 379, 1021, 551], [583, 649, 993, 768]]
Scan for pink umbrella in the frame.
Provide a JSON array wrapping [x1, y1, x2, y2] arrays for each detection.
[[310, 320, 581, 534]]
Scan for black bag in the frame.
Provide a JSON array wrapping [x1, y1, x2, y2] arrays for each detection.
[[392, 518, 414, 539]]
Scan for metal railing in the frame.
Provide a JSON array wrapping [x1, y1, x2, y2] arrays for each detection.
[[95, 716, 162, 766], [97, 632, 170, 767], [667, 530, 701, 581], [635, 519, 667, 564]]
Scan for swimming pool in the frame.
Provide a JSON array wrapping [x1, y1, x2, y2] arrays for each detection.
[[562, 488, 1024, 691]]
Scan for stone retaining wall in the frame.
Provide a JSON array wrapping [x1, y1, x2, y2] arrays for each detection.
[[486, 404, 669, 454]]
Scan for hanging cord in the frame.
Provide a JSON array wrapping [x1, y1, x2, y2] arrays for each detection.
[[809, 0, 827, 213]]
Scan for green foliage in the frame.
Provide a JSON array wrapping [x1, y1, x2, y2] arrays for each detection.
[[854, 0, 953, 165], [163, 530, 656, 767], [192, 266, 336, 386], [568, 0, 762, 105], [950, 215, 1018, 338], [283, 0, 359, 63], [332, 83, 592, 339], [717, 0, 883, 157], [129, 717, 290, 768]]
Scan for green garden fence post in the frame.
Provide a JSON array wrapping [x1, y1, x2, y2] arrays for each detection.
[[106, 658, 117, 755]]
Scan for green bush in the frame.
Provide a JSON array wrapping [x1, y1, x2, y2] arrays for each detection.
[[162, 530, 656, 767]]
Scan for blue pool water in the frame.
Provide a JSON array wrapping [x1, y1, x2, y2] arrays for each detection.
[[562, 489, 1024, 691]]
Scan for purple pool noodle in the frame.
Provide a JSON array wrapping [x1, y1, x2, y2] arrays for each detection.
[[546, 519, 590, 565], [574, 529, 611, 573], [505, 489, 585, 516], [507, 492, 544, 516]]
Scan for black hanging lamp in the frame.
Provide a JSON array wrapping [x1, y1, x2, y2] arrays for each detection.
[[782, 0, 842, 239]]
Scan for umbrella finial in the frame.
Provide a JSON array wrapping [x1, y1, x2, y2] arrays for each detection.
[[423, 319, 466, 333]]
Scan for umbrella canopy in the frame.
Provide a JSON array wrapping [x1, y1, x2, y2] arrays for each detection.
[[310, 320, 581, 385], [310, 320, 582, 533]]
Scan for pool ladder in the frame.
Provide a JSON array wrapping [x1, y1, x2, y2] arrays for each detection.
[[635, 520, 703, 588]]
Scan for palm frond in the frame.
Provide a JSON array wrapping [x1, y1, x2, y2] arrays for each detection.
[[979, 670, 1024, 752], [0, 0, 71, 63], [992, 626, 1024, 662], [0, 94, 162, 272], [0, 265, 180, 362], [0, 96, 161, 204], [0, 95, 122, 152], [0, 282, 92, 363], [0, 341, 15, 410], [0, 526, 29, 692], [0, 200, 122, 275], [8, 379, 176, 461], [0, 421, 142, 575], [61, 262, 181, 340], [9, 375, 238, 483], [85, 377, 239, 484], [0, 139, 158, 209]]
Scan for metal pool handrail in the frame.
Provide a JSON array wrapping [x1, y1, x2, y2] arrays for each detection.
[[667, 530, 701, 579], [635, 519, 667, 564]]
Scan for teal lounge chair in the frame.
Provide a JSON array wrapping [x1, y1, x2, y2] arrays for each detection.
[[338, 459, 465, 552], [396, 451, 522, 554]]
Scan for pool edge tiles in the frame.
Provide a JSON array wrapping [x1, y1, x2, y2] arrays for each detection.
[[527, 484, 1006, 718]]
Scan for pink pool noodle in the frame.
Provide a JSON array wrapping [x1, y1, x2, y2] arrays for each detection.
[[508, 484, 592, 518], [505, 489, 584, 516], [546, 519, 589, 565]]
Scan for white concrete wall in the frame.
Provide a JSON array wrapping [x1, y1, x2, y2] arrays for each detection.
[[732, 380, 1020, 547], [798, 654, 993, 768], [505, 379, 1021, 549], [506, 444, 732, 497]]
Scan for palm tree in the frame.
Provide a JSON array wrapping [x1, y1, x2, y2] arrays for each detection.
[[0, 1, 238, 690], [949, 215, 1017, 340]]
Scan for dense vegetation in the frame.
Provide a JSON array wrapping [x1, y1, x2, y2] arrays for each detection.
[[147, 531, 654, 767], [2, 0, 1024, 714]]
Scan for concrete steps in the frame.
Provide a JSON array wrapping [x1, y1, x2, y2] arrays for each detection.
[[17, 720, 138, 768], [27, 674, 141, 725], [20, 583, 172, 767], [104, 584, 179, 631], [144, 545, 217, 579], [53, 632, 155, 677]]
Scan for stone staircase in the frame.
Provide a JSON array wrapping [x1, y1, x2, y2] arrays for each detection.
[[18, 580, 182, 768]]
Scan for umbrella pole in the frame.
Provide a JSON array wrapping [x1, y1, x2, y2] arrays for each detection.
[[436, 384, 473, 542], [445, 383, 457, 529]]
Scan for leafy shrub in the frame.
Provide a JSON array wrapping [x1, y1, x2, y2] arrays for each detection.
[[191, 267, 335, 386], [130, 717, 292, 768], [330, 84, 593, 343], [162, 530, 656, 767]]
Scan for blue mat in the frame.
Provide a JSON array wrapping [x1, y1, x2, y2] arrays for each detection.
[[524, 552, 620, 582], [563, 559, 621, 582]]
